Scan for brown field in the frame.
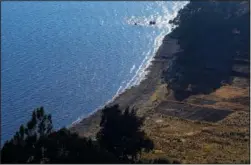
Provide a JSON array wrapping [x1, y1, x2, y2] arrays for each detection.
[[141, 110, 249, 163]]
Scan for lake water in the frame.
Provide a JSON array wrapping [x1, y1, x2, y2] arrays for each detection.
[[1, 1, 188, 143]]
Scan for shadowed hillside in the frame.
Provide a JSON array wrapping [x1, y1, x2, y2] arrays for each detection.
[[164, 1, 249, 100]]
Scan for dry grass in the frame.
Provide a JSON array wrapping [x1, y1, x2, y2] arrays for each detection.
[[150, 84, 169, 103], [212, 101, 249, 111], [212, 85, 249, 99], [72, 83, 250, 163], [139, 83, 249, 163], [218, 111, 250, 127], [185, 85, 250, 111], [141, 111, 250, 163]]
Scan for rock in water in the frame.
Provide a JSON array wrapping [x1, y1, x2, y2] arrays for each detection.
[[149, 21, 156, 25]]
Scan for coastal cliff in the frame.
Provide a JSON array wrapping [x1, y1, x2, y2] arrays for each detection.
[[71, 1, 250, 163]]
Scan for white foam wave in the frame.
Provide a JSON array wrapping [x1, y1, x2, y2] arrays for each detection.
[[115, 85, 123, 96], [69, 1, 189, 128], [129, 64, 136, 73]]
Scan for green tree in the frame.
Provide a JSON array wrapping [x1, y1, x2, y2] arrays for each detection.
[[2, 106, 155, 163], [1, 107, 118, 163], [1, 107, 53, 163], [96, 105, 154, 162]]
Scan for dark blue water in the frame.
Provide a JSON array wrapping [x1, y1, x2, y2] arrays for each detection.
[[1, 1, 187, 143]]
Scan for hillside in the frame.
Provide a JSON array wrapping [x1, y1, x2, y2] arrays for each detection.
[[70, 1, 250, 163]]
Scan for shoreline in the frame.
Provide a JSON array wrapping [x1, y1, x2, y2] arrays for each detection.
[[68, 32, 164, 129], [68, 33, 162, 129], [69, 33, 181, 136], [68, 2, 189, 130]]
